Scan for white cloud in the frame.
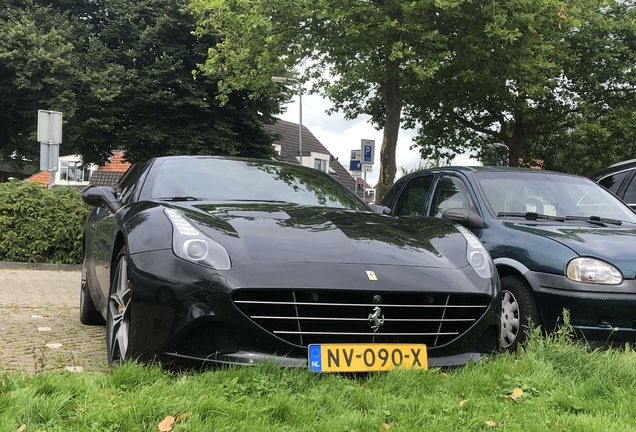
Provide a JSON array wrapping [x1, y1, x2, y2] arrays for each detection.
[[279, 93, 480, 187]]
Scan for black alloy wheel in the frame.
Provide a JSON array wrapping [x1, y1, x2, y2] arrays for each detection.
[[80, 258, 105, 325], [500, 275, 541, 351]]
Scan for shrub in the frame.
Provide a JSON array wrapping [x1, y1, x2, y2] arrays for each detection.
[[0, 181, 89, 264]]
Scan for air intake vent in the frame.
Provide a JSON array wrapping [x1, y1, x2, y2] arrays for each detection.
[[176, 323, 240, 357]]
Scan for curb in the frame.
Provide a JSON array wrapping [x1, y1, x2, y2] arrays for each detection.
[[0, 262, 82, 271]]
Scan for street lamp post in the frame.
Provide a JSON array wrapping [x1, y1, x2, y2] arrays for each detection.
[[272, 76, 303, 166], [486, 143, 510, 166]]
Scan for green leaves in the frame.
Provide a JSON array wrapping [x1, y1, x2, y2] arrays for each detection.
[[0, 181, 89, 264]]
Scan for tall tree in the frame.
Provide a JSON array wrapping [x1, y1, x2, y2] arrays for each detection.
[[1, 0, 283, 167], [407, 0, 636, 172], [192, 0, 456, 201]]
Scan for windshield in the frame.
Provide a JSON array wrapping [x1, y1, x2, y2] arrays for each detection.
[[145, 157, 368, 210], [474, 171, 636, 223]]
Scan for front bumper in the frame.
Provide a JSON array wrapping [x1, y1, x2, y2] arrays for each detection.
[[126, 249, 500, 368], [528, 272, 636, 342]]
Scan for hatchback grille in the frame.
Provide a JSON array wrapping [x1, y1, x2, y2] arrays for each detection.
[[232, 290, 490, 348]]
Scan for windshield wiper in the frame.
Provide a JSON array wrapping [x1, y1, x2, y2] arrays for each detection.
[[564, 215, 623, 226], [498, 212, 565, 222], [157, 196, 201, 201]]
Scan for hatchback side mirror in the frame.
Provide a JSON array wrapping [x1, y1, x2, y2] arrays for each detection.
[[82, 186, 120, 213], [442, 208, 484, 229]]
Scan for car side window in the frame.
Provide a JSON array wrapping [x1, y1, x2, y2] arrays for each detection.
[[622, 174, 636, 205], [394, 175, 434, 216], [598, 171, 630, 195], [429, 175, 476, 218], [380, 179, 406, 209]]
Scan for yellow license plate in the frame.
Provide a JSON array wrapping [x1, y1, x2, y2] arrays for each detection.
[[308, 343, 427, 372]]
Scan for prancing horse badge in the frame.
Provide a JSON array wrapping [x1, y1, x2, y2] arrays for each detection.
[[366, 271, 377, 281]]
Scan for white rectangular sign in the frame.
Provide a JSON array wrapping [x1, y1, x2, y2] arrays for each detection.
[[37, 110, 63, 143], [362, 164, 373, 172]]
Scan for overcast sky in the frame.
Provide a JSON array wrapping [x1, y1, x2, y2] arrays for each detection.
[[277, 92, 479, 187]]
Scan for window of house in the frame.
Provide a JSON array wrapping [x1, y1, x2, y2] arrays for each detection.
[[60, 161, 91, 182], [314, 158, 327, 172]]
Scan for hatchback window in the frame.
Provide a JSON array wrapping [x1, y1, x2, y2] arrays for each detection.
[[622, 176, 636, 205], [475, 171, 636, 222], [395, 175, 434, 216], [429, 175, 477, 218], [598, 171, 630, 194]]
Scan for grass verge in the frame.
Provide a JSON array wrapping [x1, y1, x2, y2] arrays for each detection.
[[2, 321, 635, 431]]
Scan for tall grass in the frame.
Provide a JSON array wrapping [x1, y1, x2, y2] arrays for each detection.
[[2, 319, 636, 431]]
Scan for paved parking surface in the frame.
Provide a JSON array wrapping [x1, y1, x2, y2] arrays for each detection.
[[0, 268, 108, 373]]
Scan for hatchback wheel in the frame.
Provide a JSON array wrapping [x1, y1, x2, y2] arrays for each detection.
[[500, 275, 540, 351]]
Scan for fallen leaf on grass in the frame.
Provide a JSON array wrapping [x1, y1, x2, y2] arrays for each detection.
[[176, 413, 188, 422], [506, 388, 523, 401], [17, 425, 26, 432], [485, 421, 499, 427], [361, 382, 367, 389], [380, 423, 390, 430], [459, 400, 468, 407], [158, 416, 175, 431]]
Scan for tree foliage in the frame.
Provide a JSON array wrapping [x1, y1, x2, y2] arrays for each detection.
[[192, 0, 457, 201], [0, 0, 283, 167], [407, 0, 636, 174]]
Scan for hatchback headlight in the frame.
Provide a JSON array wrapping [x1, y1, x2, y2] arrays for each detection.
[[455, 225, 493, 279], [165, 208, 231, 270], [566, 257, 622, 285]]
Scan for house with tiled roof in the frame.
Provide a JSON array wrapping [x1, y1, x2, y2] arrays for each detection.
[[26, 150, 130, 189], [25, 120, 357, 192], [265, 120, 357, 193]]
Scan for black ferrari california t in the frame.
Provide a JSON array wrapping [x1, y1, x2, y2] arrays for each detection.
[[80, 155, 500, 371]]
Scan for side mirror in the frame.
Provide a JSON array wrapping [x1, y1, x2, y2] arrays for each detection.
[[82, 186, 120, 213], [368, 204, 392, 215], [442, 208, 484, 229]]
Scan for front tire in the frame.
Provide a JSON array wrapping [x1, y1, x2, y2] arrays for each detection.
[[500, 275, 540, 351], [80, 258, 105, 325], [106, 247, 138, 366]]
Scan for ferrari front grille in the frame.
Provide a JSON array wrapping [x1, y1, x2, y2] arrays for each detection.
[[232, 290, 490, 348]]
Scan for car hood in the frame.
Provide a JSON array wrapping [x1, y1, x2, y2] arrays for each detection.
[[505, 221, 636, 277], [175, 203, 466, 269]]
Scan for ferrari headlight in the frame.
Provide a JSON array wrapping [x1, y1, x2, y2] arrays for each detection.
[[165, 208, 231, 270], [455, 225, 493, 279], [566, 257, 622, 285]]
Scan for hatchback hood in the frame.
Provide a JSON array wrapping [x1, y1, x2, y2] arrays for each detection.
[[176, 203, 465, 269], [506, 221, 636, 277]]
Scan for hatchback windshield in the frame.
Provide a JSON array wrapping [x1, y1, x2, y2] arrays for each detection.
[[147, 157, 369, 210], [475, 171, 636, 223]]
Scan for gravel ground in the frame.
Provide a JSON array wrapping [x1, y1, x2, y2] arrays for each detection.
[[0, 267, 108, 374]]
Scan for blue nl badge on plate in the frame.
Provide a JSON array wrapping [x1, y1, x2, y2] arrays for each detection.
[[309, 345, 322, 372]]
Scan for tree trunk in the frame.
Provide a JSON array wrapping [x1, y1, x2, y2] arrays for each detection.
[[375, 67, 403, 203]]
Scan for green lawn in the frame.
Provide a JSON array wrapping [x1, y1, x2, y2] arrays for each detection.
[[2, 324, 635, 431]]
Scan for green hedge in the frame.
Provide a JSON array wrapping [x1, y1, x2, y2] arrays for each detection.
[[0, 181, 89, 264]]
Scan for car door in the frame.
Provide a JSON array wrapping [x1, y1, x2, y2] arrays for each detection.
[[91, 164, 147, 304]]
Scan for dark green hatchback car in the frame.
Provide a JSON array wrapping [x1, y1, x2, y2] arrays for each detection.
[[380, 166, 636, 350]]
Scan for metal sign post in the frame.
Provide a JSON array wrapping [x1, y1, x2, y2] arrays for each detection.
[[37, 110, 63, 188]]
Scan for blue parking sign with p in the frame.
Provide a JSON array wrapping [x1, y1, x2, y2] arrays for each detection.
[[362, 140, 374, 165]]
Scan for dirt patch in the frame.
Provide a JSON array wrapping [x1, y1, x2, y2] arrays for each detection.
[[0, 269, 108, 373]]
